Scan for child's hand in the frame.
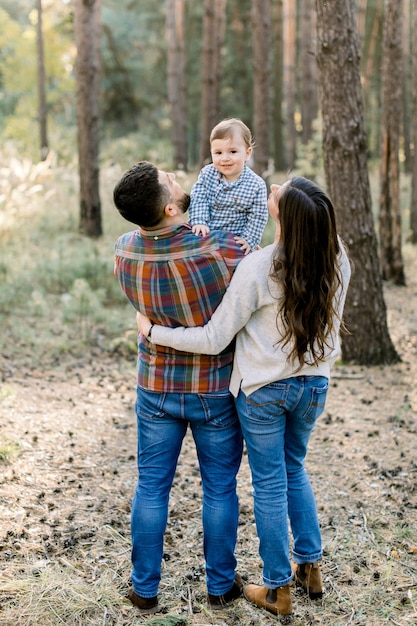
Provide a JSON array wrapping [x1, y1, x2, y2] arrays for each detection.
[[136, 311, 152, 337], [234, 236, 251, 255], [192, 224, 210, 237]]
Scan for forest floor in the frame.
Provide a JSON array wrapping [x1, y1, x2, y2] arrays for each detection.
[[0, 246, 416, 626]]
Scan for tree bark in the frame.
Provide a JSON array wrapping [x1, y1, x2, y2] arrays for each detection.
[[74, 0, 102, 239], [36, 0, 48, 161], [315, 0, 399, 364], [361, 0, 383, 157], [271, 0, 286, 171], [410, 0, 417, 243], [299, 0, 318, 144], [251, 0, 271, 178], [198, 0, 227, 168], [379, 0, 405, 285], [283, 0, 297, 169], [166, 0, 188, 170]]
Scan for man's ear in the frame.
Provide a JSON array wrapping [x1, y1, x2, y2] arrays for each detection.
[[164, 203, 179, 217]]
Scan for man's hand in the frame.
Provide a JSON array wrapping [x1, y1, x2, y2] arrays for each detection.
[[192, 224, 210, 237], [137, 311, 152, 337]]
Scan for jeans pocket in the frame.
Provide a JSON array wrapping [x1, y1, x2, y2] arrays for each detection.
[[304, 382, 328, 424], [245, 383, 289, 421], [136, 387, 167, 420]]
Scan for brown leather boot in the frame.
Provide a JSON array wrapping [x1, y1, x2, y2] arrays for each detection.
[[244, 583, 293, 622], [292, 562, 323, 599], [127, 588, 158, 613]]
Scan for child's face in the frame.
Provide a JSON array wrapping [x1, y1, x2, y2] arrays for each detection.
[[210, 133, 252, 181]]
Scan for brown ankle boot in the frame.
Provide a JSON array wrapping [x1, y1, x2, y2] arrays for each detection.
[[292, 562, 323, 599], [244, 583, 293, 622]]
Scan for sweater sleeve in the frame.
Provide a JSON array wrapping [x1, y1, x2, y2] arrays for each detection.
[[151, 257, 256, 354]]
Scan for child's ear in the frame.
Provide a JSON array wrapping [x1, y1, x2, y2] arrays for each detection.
[[245, 146, 253, 161]]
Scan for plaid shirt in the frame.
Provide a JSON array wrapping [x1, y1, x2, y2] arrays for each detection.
[[114, 224, 245, 393], [189, 164, 268, 250]]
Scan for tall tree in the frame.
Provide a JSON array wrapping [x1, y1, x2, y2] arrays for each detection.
[[401, 0, 412, 171], [299, 0, 317, 144], [251, 0, 271, 177], [315, 0, 398, 364], [166, 0, 188, 170], [283, 0, 297, 169], [198, 0, 227, 168], [74, 0, 102, 238], [271, 0, 285, 171], [361, 0, 384, 157], [409, 0, 417, 243], [36, 0, 48, 160], [379, 0, 405, 285]]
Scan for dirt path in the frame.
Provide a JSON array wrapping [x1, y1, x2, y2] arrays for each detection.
[[0, 247, 416, 626]]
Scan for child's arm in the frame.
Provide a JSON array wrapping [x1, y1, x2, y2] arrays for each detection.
[[239, 184, 269, 250], [189, 167, 212, 231]]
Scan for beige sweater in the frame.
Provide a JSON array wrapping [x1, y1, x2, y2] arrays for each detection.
[[151, 241, 351, 397]]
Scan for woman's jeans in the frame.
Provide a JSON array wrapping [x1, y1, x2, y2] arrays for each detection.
[[235, 375, 328, 588], [131, 386, 243, 597]]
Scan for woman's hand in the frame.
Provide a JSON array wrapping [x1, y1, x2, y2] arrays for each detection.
[[136, 311, 152, 337]]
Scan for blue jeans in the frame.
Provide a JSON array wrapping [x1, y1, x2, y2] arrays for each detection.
[[131, 386, 243, 597], [235, 376, 328, 588]]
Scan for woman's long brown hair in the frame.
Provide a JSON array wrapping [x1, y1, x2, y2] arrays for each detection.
[[270, 176, 344, 369]]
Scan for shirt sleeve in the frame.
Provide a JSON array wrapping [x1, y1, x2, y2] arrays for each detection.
[[189, 167, 211, 227], [239, 181, 269, 249], [150, 258, 254, 354]]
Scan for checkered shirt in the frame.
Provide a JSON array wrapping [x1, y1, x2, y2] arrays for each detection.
[[189, 164, 268, 250], [114, 224, 245, 393]]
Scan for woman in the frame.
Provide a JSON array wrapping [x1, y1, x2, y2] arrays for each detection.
[[137, 177, 351, 622]]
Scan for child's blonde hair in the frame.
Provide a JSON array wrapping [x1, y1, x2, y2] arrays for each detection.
[[210, 118, 255, 149]]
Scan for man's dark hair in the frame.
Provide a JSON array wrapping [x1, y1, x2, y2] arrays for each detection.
[[113, 161, 170, 227]]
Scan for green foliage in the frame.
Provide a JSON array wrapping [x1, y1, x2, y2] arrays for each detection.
[[146, 616, 189, 626], [0, 440, 20, 464], [0, 4, 75, 159], [0, 147, 135, 364]]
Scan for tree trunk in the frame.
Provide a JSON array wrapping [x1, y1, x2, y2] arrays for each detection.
[[299, 0, 317, 144], [401, 0, 412, 172], [251, 0, 271, 178], [198, 0, 227, 168], [315, 0, 399, 365], [362, 0, 383, 158], [166, 0, 188, 170], [36, 0, 48, 161], [379, 0, 405, 285], [271, 0, 286, 171], [283, 0, 297, 169], [74, 0, 102, 239], [410, 0, 417, 243]]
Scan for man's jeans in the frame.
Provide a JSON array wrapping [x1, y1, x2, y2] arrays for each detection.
[[235, 375, 328, 588], [131, 387, 243, 597]]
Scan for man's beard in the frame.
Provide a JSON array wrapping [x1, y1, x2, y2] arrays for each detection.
[[178, 193, 191, 214]]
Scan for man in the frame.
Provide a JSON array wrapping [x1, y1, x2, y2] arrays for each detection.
[[113, 161, 246, 613]]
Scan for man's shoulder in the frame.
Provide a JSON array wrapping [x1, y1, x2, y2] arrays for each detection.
[[115, 230, 139, 247], [207, 229, 242, 250]]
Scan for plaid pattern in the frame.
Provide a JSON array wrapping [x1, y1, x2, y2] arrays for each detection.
[[189, 164, 268, 250], [114, 223, 244, 393]]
